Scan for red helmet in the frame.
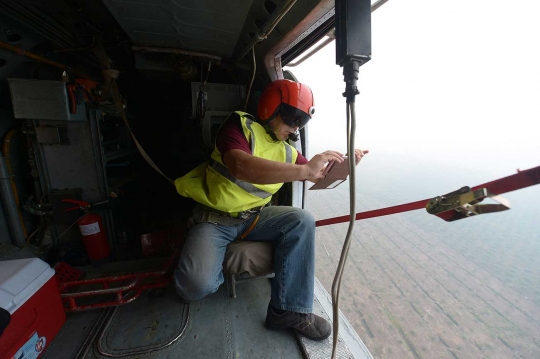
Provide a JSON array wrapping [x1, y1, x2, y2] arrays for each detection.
[[257, 79, 315, 129]]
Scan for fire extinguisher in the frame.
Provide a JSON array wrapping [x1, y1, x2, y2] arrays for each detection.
[[63, 199, 111, 262]]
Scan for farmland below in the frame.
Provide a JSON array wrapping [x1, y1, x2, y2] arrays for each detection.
[[309, 153, 540, 358]]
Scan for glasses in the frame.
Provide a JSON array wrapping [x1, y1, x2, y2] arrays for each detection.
[[279, 103, 311, 129]]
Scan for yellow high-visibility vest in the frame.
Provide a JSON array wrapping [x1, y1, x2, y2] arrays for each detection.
[[175, 111, 298, 214]]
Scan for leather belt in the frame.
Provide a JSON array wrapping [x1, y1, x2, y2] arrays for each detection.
[[192, 212, 246, 226], [194, 203, 269, 219], [191, 203, 270, 226]]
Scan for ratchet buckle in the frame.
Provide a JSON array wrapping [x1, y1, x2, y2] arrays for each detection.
[[426, 186, 510, 222]]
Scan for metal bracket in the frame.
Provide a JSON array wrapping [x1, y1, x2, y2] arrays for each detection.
[[426, 186, 510, 222], [35, 125, 70, 145]]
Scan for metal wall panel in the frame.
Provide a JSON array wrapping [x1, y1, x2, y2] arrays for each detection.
[[34, 109, 115, 246], [0, 110, 15, 243], [8, 79, 86, 121], [39, 116, 105, 204], [191, 82, 246, 149]]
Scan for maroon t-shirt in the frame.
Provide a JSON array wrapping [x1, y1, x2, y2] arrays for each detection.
[[216, 113, 308, 165]]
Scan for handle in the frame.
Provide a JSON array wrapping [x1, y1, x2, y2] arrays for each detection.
[[62, 199, 89, 212], [67, 84, 77, 114]]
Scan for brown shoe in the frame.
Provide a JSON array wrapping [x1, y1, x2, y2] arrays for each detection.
[[265, 305, 331, 341]]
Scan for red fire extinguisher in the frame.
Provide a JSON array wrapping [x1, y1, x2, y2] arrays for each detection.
[[63, 199, 111, 262]]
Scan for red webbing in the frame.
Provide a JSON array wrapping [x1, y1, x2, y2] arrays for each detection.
[[471, 166, 540, 195], [315, 199, 429, 227], [315, 165, 540, 227]]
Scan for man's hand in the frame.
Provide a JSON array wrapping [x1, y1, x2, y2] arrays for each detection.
[[305, 150, 344, 181], [351, 149, 369, 165]]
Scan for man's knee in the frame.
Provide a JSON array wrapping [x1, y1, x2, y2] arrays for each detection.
[[290, 207, 315, 228], [173, 269, 220, 301]]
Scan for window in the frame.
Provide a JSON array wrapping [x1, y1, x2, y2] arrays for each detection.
[[287, 1, 540, 357]]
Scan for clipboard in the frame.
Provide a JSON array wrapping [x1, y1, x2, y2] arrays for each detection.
[[309, 156, 350, 190]]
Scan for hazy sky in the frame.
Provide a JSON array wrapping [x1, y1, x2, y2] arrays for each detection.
[[286, 0, 540, 176]]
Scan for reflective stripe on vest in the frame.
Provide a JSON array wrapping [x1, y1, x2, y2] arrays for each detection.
[[245, 118, 256, 153], [285, 143, 292, 164], [209, 159, 272, 199]]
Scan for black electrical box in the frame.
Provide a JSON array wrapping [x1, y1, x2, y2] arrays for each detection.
[[335, 0, 372, 66]]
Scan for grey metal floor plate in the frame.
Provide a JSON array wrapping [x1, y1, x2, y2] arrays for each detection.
[[312, 279, 374, 359], [85, 281, 303, 359], [96, 290, 189, 357], [297, 298, 354, 359], [39, 276, 367, 359], [41, 308, 104, 359], [229, 277, 301, 359]]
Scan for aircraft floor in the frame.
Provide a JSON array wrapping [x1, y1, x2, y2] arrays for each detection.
[[2, 247, 370, 359], [42, 278, 304, 359]]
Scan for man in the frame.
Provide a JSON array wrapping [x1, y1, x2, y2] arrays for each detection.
[[174, 79, 367, 341]]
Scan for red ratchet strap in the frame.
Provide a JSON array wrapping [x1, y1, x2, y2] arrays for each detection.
[[315, 165, 540, 227]]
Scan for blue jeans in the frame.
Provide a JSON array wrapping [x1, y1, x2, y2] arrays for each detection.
[[174, 206, 315, 313]]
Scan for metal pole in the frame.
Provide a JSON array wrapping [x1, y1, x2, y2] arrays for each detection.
[[0, 156, 25, 246], [286, 35, 334, 67], [131, 45, 222, 63], [372, 0, 391, 12], [234, 0, 298, 63], [0, 40, 96, 80]]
